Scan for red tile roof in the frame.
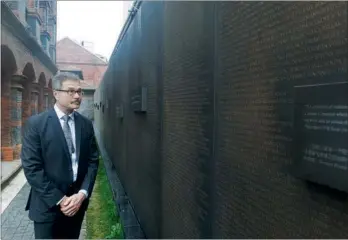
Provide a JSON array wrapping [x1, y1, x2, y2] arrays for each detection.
[[56, 37, 108, 88], [57, 63, 107, 87]]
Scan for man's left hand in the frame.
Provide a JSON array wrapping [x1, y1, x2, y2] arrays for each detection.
[[60, 192, 86, 217]]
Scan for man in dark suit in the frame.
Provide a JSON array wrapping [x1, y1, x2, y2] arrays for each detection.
[[21, 72, 99, 239]]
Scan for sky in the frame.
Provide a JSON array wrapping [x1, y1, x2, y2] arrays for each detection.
[[57, 1, 130, 60]]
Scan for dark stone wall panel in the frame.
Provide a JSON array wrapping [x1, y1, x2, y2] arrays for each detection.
[[95, 1, 348, 238], [161, 2, 215, 238], [213, 2, 348, 238]]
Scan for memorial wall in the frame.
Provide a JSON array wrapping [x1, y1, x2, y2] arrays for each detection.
[[94, 1, 348, 238]]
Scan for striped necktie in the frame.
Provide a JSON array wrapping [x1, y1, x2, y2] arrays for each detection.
[[62, 115, 75, 154]]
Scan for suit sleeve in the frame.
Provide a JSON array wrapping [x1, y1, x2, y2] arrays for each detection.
[[80, 121, 99, 196], [21, 118, 65, 208]]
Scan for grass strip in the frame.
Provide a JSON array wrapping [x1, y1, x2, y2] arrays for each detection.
[[86, 156, 124, 239]]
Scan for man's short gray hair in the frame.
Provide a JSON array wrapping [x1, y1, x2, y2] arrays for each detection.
[[52, 72, 81, 90]]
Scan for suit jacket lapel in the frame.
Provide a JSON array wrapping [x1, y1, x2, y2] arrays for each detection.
[[48, 109, 71, 163], [74, 112, 82, 163]]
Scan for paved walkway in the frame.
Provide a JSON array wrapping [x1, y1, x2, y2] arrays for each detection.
[[1, 170, 27, 214], [1, 183, 34, 240], [1, 173, 86, 240]]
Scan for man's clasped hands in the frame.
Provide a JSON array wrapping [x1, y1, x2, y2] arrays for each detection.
[[59, 192, 86, 217]]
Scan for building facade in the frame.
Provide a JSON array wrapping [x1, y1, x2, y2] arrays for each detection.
[[1, 0, 58, 161], [56, 37, 108, 121]]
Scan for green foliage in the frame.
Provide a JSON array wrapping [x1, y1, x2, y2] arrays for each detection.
[[86, 156, 124, 239], [105, 223, 123, 239]]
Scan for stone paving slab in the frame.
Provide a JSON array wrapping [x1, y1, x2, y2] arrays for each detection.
[[1, 170, 27, 214], [1, 160, 22, 187], [1, 183, 34, 240], [1, 182, 87, 240]]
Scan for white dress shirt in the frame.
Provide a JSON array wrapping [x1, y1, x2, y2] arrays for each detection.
[[54, 105, 87, 204]]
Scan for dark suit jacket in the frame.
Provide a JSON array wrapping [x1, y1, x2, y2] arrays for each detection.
[[20, 108, 99, 223]]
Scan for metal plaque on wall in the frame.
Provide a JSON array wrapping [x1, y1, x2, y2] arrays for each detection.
[[293, 82, 348, 192]]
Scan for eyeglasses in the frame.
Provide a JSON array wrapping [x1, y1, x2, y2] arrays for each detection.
[[55, 89, 84, 96]]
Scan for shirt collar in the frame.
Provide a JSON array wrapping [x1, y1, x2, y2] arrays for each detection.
[[54, 104, 75, 121]]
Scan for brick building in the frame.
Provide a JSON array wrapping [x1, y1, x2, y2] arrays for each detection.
[[56, 37, 108, 120], [1, 1, 58, 161]]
